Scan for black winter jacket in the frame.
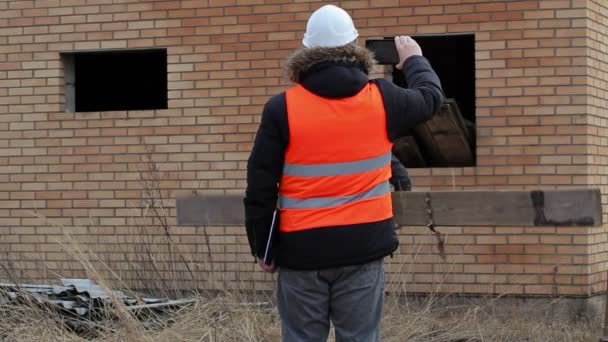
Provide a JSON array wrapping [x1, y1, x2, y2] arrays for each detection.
[[244, 44, 443, 270]]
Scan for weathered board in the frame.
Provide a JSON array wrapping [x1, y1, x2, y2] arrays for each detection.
[[413, 99, 474, 167], [392, 136, 426, 168], [390, 191, 602, 226], [387, 99, 475, 168], [177, 189, 602, 227]]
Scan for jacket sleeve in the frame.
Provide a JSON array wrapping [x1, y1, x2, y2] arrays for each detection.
[[372, 55, 444, 141], [243, 93, 288, 258]]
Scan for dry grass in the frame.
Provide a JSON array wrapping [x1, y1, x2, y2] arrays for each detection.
[[0, 284, 600, 342], [380, 294, 600, 342], [0, 229, 601, 342]]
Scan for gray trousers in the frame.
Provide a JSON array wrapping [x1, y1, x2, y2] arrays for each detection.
[[277, 258, 384, 342]]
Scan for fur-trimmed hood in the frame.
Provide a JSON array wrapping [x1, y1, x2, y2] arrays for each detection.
[[286, 44, 376, 83], [285, 44, 376, 98]]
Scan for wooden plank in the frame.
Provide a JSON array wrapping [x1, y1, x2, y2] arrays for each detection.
[[535, 189, 602, 226], [426, 191, 535, 226], [177, 189, 602, 227], [394, 190, 602, 227], [390, 192, 428, 226], [392, 136, 426, 168], [413, 99, 475, 167]]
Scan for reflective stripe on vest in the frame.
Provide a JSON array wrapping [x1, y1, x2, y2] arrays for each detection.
[[283, 151, 392, 177], [279, 83, 394, 232], [280, 180, 390, 209]]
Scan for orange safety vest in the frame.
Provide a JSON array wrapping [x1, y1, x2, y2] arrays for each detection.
[[279, 83, 393, 232]]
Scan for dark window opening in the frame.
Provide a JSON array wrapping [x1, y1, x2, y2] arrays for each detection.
[[62, 49, 168, 112], [367, 34, 476, 168]]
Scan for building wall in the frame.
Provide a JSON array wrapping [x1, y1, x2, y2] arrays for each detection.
[[586, 0, 608, 295], [0, 0, 605, 295]]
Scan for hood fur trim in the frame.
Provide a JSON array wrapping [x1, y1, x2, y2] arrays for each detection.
[[286, 44, 376, 83]]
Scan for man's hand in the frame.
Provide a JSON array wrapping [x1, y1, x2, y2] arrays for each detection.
[[395, 36, 422, 70], [258, 258, 278, 273]]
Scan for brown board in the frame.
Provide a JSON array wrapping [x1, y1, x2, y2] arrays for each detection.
[[392, 136, 426, 168], [413, 99, 475, 167], [177, 189, 602, 227]]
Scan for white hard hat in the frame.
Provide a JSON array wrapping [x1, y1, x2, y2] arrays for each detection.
[[302, 5, 359, 48]]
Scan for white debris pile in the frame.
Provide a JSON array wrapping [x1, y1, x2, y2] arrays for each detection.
[[0, 278, 196, 318]]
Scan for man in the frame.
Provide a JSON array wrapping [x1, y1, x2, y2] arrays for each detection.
[[244, 4, 443, 341]]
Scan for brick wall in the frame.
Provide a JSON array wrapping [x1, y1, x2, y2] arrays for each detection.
[[0, 0, 606, 296], [586, 0, 608, 295]]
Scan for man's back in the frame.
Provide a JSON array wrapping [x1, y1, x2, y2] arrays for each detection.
[[245, 42, 443, 270], [244, 5, 443, 341]]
